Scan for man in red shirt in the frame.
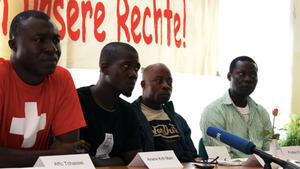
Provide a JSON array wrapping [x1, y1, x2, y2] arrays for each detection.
[[0, 10, 89, 167]]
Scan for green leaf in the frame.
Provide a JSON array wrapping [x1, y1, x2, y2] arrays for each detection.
[[260, 130, 271, 137], [273, 133, 280, 140]]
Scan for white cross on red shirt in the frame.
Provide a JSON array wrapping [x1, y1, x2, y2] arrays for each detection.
[[9, 102, 46, 148]]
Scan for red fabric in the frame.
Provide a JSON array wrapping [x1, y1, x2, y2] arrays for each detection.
[[0, 58, 86, 150]]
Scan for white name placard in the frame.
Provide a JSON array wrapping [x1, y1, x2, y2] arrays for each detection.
[[1, 167, 47, 169], [205, 146, 231, 161], [279, 146, 300, 161], [128, 150, 183, 169], [2, 167, 89, 169], [33, 154, 95, 169]]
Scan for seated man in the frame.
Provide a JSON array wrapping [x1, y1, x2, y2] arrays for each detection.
[[200, 56, 272, 158], [131, 63, 200, 162], [0, 10, 89, 167], [78, 42, 142, 166]]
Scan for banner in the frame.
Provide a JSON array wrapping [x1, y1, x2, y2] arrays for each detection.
[[0, 0, 219, 75]]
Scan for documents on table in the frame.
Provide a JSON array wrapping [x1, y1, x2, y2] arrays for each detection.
[[205, 146, 231, 161]]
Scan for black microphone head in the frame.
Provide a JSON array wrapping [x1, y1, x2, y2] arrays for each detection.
[[207, 126, 256, 154]]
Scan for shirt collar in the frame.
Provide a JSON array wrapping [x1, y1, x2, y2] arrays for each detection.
[[222, 89, 258, 107]]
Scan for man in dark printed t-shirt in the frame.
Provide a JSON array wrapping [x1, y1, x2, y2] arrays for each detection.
[[131, 63, 201, 162]]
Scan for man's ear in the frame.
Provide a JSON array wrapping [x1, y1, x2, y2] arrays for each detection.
[[227, 72, 232, 81], [8, 39, 17, 51], [100, 63, 109, 75], [141, 80, 145, 88]]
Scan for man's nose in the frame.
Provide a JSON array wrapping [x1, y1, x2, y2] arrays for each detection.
[[244, 74, 255, 82], [45, 40, 58, 53], [162, 81, 171, 90], [128, 68, 138, 79]]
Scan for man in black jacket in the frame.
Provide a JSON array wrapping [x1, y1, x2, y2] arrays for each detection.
[[131, 63, 201, 162]]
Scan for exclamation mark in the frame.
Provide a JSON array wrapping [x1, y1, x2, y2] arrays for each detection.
[[2, 0, 8, 36], [24, 0, 29, 10], [183, 0, 186, 48], [34, 0, 39, 10]]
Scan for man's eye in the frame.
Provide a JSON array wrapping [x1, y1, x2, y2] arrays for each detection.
[[53, 38, 60, 44], [123, 64, 129, 69], [34, 38, 43, 42], [154, 79, 163, 84]]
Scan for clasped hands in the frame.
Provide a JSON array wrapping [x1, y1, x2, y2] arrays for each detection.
[[50, 140, 90, 154]]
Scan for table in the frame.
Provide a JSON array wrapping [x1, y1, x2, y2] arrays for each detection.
[[96, 163, 262, 169]]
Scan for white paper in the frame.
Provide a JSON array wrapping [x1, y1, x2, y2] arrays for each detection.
[[217, 158, 247, 166], [204, 146, 231, 161], [1, 167, 46, 169], [217, 160, 243, 166], [1, 167, 86, 169], [128, 150, 183, 169], [33, 154, 95, 169], [279, 146, 300, 161]]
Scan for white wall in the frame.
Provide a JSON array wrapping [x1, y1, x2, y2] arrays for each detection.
[[219, 0, 293, 133]]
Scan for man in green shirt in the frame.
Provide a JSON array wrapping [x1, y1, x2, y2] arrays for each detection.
[[200, 56, 272, 158]]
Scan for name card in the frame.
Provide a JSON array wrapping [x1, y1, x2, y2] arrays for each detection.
[[2, 167, 89, 169], [205, 146, 231, 161], [33, 154, 95, 169], [279, 146, 300, 161], [1, 167, 47, 169], [128, 150, 183, 169]]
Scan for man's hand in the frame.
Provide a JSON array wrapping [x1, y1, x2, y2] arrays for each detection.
[[0, 140, 90, 168], [194, 157, 202, 162], [50, 140, 90, 154]]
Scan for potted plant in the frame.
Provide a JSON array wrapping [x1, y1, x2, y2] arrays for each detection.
[[260, 108, 280, 155], [279, 114, 300, 146]]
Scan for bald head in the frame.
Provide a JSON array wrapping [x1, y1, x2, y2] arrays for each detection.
[[141, 63, 172, 109], [143, 63, 169, 79]]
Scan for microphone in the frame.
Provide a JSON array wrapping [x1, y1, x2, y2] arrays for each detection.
[[206, 126, 255, 154], [206, 126, 300, 169]]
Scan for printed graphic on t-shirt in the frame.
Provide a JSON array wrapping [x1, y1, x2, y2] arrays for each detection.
[[151, 121, 180, 139], [96, 133, 114, 159], [150, 120, 188, 161], [9, 102, 46, 148]]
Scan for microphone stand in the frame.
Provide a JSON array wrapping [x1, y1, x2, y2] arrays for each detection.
[[252, 148, 272, 169], [252, 148, 300, 169]]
